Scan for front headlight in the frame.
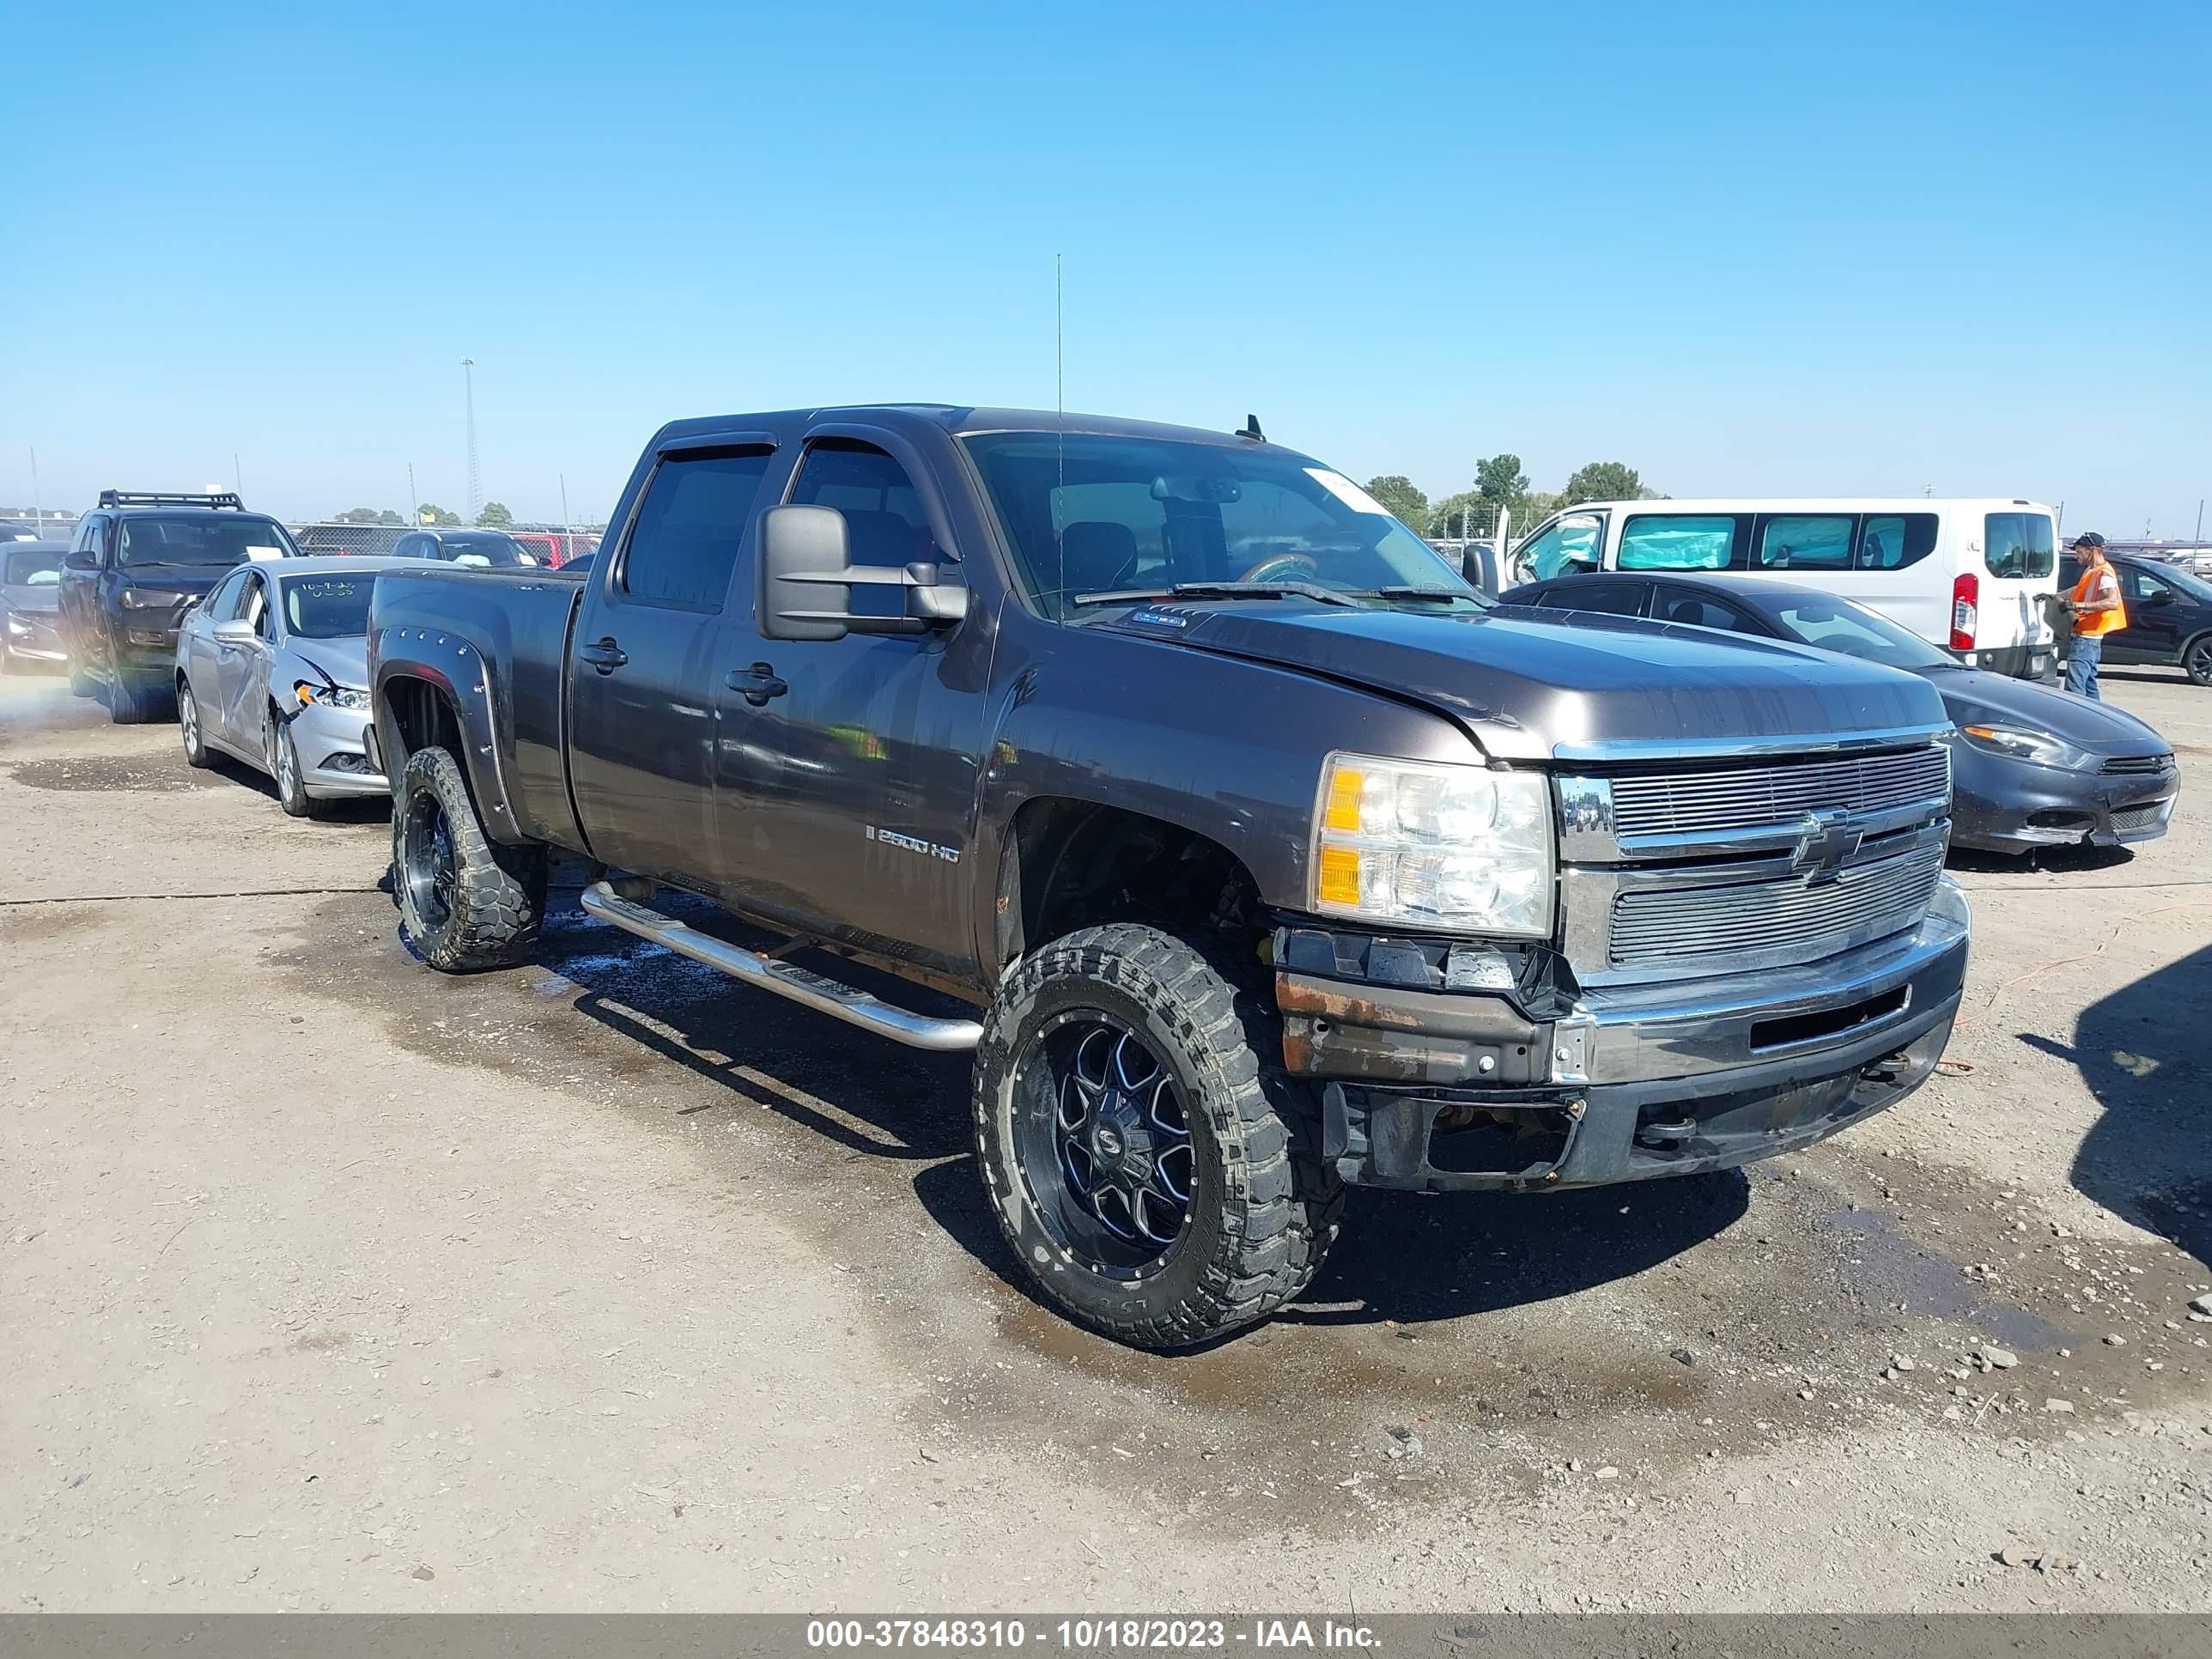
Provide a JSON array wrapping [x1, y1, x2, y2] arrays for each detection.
[[1310, 751, 1554, 936], [295, 680, 370, 712], [1959, 724, 2086, 769], [120, 588, 186, 609]]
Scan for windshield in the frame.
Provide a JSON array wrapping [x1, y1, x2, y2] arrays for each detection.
[[435, 532, 533, 567], [6, 547, 61, 586], [1768, 594, 1954, 671], [118, 515, 295, 568], [961, 433, 1476, 618], [281, 573, 376, 639]]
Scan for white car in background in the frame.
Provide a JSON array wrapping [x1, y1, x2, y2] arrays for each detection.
[[173, 556, 405, 817], [1510, 497, 2062, 679]]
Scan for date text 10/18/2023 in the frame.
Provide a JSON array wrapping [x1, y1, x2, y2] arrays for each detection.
[[805, 1620, 1382, 1650]]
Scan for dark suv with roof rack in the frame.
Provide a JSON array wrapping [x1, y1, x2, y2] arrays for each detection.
[[58, 491, 300, 722]]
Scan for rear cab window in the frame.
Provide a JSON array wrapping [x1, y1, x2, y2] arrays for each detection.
[[618, 447, 777, 611], [1984, 512, 2055, 579]]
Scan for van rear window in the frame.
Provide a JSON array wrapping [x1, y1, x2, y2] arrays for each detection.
[[1619, 514, 1740, 571], [1984, 513, 2054, 580]]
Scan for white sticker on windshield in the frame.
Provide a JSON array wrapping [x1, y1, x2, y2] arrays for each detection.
[[1305, 468, 1394, 517], [246, 545, 286, 560]]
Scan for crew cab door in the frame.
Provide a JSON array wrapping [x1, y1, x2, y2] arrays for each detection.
[[566, 441, 780, 887], [716, 433, 990, 977], [220, 568, 275, 746]]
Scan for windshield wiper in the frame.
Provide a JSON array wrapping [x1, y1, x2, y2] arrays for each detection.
[[1360, 586, 1486, 605], [1077, 581, 1358, 609]]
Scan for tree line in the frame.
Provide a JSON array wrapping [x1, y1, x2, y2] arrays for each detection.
[[331, 502, 514, 528], [1364, 456, 1656, 539]]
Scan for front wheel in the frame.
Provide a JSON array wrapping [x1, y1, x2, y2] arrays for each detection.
[[178, 678, 210, 767], [265, 707, 320, 817], [2183, 634, 2212, 688], [107, 677, 167, 725], [971, 922, 1342, 1350], [392, 744, 547, 970]]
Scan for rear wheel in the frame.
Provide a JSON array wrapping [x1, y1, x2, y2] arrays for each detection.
[[392, 744, 547, 970], [107, 676, 167, 724], [2182, 634, 2212, 688], [177, 677, 210, 767], [971, 922, 1341, 1350]]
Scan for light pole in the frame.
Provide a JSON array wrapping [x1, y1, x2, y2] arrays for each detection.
[[462, 357, 481, 522]]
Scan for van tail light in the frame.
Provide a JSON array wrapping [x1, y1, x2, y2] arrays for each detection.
[[1950, 573, 1978, 653]]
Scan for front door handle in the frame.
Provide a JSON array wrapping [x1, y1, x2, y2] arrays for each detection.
[[726, 662, 787, 706], [579, 637, 628, 674]]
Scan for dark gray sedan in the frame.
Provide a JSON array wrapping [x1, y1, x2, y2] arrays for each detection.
[[1505, 572, 2179, 854], [1, 540, 68, 672]]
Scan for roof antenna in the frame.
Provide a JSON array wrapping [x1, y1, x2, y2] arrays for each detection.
[[1054, 253, 1066, 605], [1237, 413, 1265, 444]]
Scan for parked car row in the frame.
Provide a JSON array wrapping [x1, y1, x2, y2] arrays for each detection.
[[18, 427, 2180, 1352]]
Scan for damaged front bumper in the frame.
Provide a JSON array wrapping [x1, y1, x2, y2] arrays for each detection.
[[1276, 878, 1970, 1192]]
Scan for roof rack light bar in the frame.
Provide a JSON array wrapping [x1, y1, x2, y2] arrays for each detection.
[[97, 489, 246, 510]]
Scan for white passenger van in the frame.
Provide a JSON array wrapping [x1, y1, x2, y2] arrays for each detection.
[[1510, 498, 2061, 679]]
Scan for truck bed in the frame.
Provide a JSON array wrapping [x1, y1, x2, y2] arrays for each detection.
[[368, 564, 589, 851]]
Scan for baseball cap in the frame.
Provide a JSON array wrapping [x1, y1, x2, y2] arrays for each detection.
[[2069, 531, 2106, 550]]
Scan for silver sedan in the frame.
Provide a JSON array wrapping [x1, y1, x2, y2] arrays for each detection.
[[173, 556, 405, 816]]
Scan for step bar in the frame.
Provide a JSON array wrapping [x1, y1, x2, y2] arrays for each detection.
[[578, 880, 983, 1053]]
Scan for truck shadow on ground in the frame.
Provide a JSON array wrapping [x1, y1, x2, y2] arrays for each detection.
[[2021, 939, 2212, 1273], [532, 894, 1753, 1333]]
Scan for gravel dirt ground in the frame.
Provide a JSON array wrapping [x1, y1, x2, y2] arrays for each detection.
[[3, 666, 2209, 1613]]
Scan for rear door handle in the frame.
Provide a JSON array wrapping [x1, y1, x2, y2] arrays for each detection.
[[579, 637, 628, 674], [726, 663, 787, 705]]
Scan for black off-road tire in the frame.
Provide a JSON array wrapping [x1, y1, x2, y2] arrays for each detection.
[[972, 922, 1343, 1350], [108, 676, 167, 725], [392, 744, 547, 971], [176, 676, 210, 768]]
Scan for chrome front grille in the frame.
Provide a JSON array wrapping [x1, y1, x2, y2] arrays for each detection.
[[1608, 747, 1951, 840], [1607, 842, 1947, 970]]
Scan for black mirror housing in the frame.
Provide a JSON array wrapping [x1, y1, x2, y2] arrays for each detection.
[[64, 549, 98, 571], [758, 504, 968, 643]]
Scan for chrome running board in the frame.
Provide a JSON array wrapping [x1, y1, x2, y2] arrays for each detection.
[[579, 880, 982, 1053]]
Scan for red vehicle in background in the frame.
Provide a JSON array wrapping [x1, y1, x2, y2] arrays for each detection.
[[508, 532, 599, 568]]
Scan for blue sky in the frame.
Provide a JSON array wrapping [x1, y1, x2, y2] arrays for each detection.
[[3, 1, 2206, 535]]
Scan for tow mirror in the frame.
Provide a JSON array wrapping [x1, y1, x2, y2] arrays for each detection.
[[758, 504, 969, 643]]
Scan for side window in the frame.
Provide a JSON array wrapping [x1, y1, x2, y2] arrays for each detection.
[[204, 569, 249, 621], [1539, 580, 1650, 618], [1985, 512, 2055, 579], [789, 441, 943, 619], [1618, 514, 1741, 572], [2120, 564, 2169, 606], [1651, 585, 1760, 632], [246, 574, 272, 638], [1856, 513, 1939, 571], [1754, 514, 1853, 571], [1517, 513, 1604, 580], [618, 447, 775, 611]]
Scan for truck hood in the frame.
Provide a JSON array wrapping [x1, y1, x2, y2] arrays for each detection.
[[1097, 601, 1948, 763]]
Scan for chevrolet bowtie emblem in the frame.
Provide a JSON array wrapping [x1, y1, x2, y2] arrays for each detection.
[[1795, 811, 1864, 880]]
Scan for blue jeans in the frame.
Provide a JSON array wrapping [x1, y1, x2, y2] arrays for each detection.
[[2066, 634, 2103, 700]]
